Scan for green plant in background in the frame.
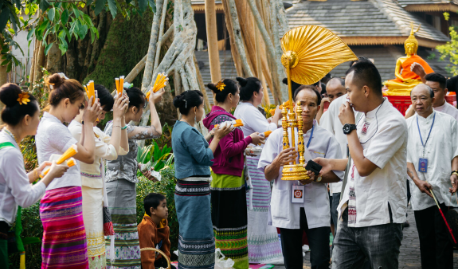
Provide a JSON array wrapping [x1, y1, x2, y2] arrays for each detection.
[[262, 103, 277, 118], [436, 12, 458, 76], [136, 164, 178, 255], [137, 139, 173, 176]]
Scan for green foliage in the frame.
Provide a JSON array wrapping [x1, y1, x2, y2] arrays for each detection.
[[83, 10, 154, 89], [8, 203, 43, 269], [436, 12, 458, 76], [137, 140, 173, 173], [136, 165, 179, 253]]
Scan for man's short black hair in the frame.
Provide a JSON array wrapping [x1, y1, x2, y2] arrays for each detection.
[[144, 193, 166, 216], [293, 85, 322, 105], [425, 73, 447, 90], [349, 56, 372, 68], [346, 62, 382, 96]]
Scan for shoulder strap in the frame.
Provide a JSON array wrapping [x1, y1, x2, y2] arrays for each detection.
[[0, 142, 15, 150]]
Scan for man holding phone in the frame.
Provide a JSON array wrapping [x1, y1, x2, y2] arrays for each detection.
[[315, 62, 408, 269], [258, 85, 344, 269]]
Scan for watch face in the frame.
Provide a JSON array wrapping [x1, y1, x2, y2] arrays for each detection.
[[343, 125, 350, 133]]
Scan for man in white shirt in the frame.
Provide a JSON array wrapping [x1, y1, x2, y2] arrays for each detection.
[[318, 78, 347, 234], [406, 83, 458, 269], [405, 72, 458, 121], [315, 62, 408, 269], [258, 85, 344, 269]]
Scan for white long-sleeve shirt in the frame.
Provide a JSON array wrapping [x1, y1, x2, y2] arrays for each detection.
[[234, 102, 277, 138], [406, 111, 458, 211], [0, 130, 46, 225]]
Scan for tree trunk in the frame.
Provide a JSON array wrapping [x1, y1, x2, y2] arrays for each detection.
[[205, 0, 221, 82], [46, 35, 64, 74]]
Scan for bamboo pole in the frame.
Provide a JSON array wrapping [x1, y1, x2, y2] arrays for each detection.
[[205, 0, 221, 82]]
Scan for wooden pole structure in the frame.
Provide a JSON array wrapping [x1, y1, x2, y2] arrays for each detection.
[[205, 0, 221, 82], [254, 3, 270, 106]]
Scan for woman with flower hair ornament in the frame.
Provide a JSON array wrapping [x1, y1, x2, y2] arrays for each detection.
[[203, 79, 264, 269]]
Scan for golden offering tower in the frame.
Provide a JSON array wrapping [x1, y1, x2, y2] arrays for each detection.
[[280, 25, 358, 181]]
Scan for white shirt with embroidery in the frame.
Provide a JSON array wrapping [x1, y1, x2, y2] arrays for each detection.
[[406, 111, 458, 211], [338, 99, 408, 227]]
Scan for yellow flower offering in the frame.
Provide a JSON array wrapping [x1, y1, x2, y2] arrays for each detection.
[[263, 130, 272, 138], [146, 73, 169, 100], [87, 81, 95, 105], [41, 145, 78, 177]]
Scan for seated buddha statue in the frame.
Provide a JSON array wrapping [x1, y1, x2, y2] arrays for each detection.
[[384, 23, 434, 96]]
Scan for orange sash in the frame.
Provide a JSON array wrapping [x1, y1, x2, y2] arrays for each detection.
[[392, 55, 434, 82]]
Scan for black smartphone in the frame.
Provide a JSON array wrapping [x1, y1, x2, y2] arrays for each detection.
[[305, 160, 322, 175]]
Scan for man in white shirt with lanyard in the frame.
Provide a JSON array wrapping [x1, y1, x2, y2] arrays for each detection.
[[406, 83, 458, 269], [405, 71, 458, 121], [315, 62, 408, 269], [259, 85, 344, 269]]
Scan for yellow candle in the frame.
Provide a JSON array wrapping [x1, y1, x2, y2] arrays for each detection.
[[57, 144, 78, 164]]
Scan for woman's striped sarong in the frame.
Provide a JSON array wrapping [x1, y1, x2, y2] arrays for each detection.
[[211, 172, 248, 269], [246, 155, 283, 264], [40, 186, 89, 269], [175, 180, 215, 269], [105, 179, 141, 269]]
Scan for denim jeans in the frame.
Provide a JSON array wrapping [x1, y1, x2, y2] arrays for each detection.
[[331, 193, 341, 229], [332, 209, 403, 269]]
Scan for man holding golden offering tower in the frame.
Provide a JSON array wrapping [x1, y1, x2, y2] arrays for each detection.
[[258, 25, 355, 269]]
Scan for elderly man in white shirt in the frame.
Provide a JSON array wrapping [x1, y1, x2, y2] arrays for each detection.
[[318, 78, 348, 235], [405, 72, 458, 121], [315, 62, 408, 269], [405, 83, 458, 269], [259, 85, 344, 269]]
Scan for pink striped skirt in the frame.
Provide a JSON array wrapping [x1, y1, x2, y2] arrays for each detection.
[[40, 186, 89, 269]]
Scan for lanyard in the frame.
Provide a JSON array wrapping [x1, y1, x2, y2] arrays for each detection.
[[306, 124, 314, 148], [416, 112, 435, 156]]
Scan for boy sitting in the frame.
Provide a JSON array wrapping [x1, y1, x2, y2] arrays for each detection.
[[138, 193, 174, 269]]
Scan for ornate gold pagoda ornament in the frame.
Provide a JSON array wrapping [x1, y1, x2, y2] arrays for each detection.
[[280, 25, 357, 181]]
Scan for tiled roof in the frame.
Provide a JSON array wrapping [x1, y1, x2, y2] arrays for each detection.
[[286, 0, 449, 42]]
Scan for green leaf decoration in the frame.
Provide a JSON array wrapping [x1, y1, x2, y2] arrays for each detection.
[[47, 7, 55, 22], [107, 0, 117, 19]]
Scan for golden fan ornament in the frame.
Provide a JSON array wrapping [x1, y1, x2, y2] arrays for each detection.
[[280, 25, 357, 181], [281, 25, 358, 85]]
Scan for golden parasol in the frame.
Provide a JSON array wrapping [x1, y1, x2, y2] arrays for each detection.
[[280, 25, 357, 181]]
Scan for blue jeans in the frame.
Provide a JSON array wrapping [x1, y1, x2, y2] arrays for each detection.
[[332, 209, 403, 269]]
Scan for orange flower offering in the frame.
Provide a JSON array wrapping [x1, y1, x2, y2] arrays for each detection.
[[146, 73, 169, 100], [263, 130, 272, 138], [41, 145, 78, 177], [17, 92, 31, 105], [115, 78, 121, 96], [57, 144, 78, 164], [214, 119, 244, 129], [66, 158, 76, 167], [87, 81, 95, 105]]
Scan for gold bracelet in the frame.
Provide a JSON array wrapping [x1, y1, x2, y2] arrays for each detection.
[[452, 172, 458, 177]]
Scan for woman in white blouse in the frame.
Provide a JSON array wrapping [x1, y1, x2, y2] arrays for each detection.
[[68, 85, 129, 269], [36, 73, 102, 268], [0, 83, 68, 267], [233, 77, 283, 264]]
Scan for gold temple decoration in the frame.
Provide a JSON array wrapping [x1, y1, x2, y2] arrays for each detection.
[[280, 25, 357, 181]]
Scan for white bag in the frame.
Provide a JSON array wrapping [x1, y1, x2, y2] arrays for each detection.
[[214, 248, 235, 269]]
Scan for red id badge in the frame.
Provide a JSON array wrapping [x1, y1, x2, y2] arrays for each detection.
[[292, 185, 305, 204], [418, 158, 428, 173]]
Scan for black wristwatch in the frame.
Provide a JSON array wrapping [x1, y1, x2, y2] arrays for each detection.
[[343, 124, 357, 135]]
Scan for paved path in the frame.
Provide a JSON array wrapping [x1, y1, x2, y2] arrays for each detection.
[[270, 206, 458, 269]]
